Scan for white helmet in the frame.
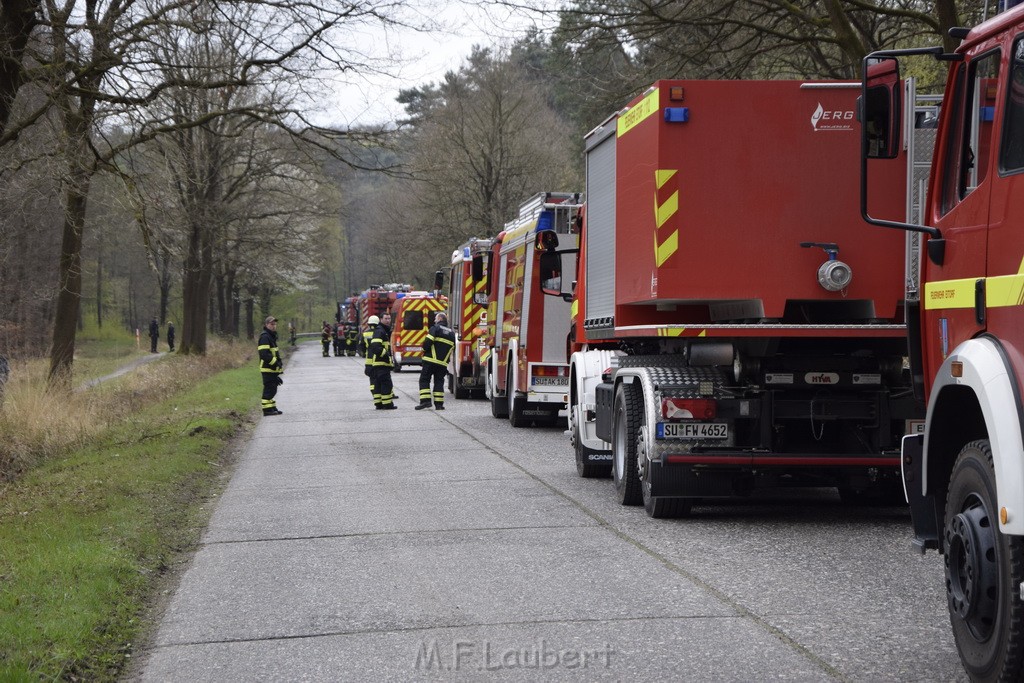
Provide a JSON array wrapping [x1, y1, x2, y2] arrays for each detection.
[[367, 315, 380, 326]]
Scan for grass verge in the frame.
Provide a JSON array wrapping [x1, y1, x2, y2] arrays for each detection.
[[0, 355, 258, 680]]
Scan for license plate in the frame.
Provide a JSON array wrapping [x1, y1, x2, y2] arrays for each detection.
[[657, 422, 729, 439], [532, 376, 568, 386]]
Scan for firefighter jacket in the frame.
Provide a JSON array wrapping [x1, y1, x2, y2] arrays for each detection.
[[321, 325, 332, 343], [359, 329, 373, 362], [345, 324, 359, 344], [368, 323, 394, 368], [422, 322, 456, 367], [258, 327, 283, 374]]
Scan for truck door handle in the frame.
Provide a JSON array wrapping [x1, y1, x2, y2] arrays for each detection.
[[975, 279, 986, 325]]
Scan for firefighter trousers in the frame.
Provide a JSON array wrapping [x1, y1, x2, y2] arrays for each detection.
[[418, 363, 446, 407], [373, 368, 394, 408], [261, 373, 279, 414]]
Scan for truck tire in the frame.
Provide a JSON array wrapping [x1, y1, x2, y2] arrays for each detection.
[[572, 405, 611, 478], [451, 373, 470, 400], [489, 365, 508, 419], [508, 367, 529, 428], [612, 382, 643, 506], [944, 439, 1024, 682]]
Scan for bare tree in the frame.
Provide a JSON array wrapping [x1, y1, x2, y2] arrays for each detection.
[[388, 47, 579, 282], [6, 0, 412, 380], [543, 0, 985, 82]]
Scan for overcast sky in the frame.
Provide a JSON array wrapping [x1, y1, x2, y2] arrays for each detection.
[[311, 1, 552, 128]]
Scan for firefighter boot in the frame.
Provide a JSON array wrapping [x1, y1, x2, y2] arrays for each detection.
[[415, 401, 431, 410]]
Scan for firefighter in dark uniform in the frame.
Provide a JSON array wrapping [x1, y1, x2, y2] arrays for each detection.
[[258, 316, 284, 415], [333, 322, 344, 356], [415, 311, 456, 410], [358, 315, 379, 406], [321, 320, 332, 357], [368, 312, 396, 409], [344, 322, 359, 356]]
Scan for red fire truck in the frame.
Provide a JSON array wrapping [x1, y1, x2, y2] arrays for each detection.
[[546, 80, 923, 517], [358, 284, 409, 334], [861, 6, 1024, 677], [484, 192, 582, 427], [447, 237, 493, 398], [390, 291, 447, 372]]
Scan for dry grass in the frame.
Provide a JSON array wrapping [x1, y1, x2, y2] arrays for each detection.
[[0, 340, 251, 481]]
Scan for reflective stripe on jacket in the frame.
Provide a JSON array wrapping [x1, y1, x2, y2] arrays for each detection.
[[258, 328, 283, 373], [422, 323, 456, 366], [368, 324, 393, 368], [360, 330, 373, 364]]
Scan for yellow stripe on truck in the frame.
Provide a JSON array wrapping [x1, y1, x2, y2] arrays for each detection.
[[924, 273, 1024, 310], [617, 88, 660, 138], [924, 278, 977, 310]]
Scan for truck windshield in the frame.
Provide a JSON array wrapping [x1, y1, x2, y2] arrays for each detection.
[[1001, 37, 1024, 173]]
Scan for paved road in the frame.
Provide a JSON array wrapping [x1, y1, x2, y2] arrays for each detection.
[[136, 342, 966, 681]]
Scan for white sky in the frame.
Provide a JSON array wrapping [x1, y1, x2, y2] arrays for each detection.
[[310, 1, 553, 128]]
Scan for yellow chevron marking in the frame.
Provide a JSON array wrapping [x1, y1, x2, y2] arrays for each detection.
[[654, 169, 679, 266], [655, 191, 678, 229], [655, 230, 678, 268]]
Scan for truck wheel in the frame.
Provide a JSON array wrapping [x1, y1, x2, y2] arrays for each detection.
[[612, 382, 643, 506], [945, 439, 1024, 681], [572, 405, 611, 478], [508, 367, 528, 428], [452, 373, 470, 400], [489, 366, 508, 419]]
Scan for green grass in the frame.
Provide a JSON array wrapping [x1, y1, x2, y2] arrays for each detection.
[[0, 362, 258, 681]]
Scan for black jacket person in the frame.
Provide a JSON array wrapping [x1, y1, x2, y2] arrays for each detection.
[[415, 312, 456, 410], [258, 316, 284, 415], [368, 313, 396, 410]]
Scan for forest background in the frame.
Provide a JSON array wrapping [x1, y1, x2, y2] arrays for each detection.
[[0, 0, 981, 379]]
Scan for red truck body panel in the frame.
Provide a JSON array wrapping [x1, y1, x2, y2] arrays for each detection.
[[583, 80, 911, 339]]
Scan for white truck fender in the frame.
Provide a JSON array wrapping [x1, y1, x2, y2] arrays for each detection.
[[924, 335, 1024, 535], [569, 348, 623, 452]]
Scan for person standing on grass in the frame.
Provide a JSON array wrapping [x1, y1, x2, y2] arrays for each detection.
[[149, 317, 159, 353], [166, 321, 175, 352], [258, 316, 284, 416], [415, 311, 456, 411]]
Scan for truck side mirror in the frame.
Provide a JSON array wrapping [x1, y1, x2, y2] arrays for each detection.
[[471, 254, 484, 282], [539, 251, 562, 296], [862, 58, 901, 160], [434, 270, 444, 290]]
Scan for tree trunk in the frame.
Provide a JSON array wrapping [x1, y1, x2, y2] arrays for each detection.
[[231, 285, 241, 338], [96, 239, 103, 329], [179, 219, 213, 355], [0, 0, 39, 136], [158, 244, 172, 325], [48, 176, 91, 383], [245, 295, 255, 340], [935, 0, 962, 54]]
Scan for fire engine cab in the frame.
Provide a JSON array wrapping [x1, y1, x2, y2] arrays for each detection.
[[862, 5, 1024, 677]]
